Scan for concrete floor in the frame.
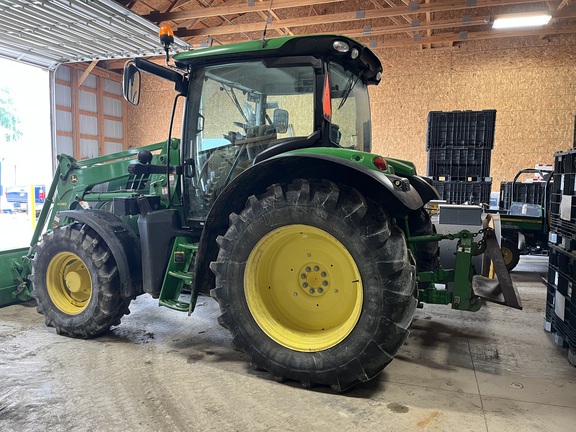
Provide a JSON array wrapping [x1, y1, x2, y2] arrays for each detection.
[[1, 256, 575, 431]]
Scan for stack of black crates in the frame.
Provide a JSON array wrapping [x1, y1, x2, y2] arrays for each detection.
[[426, 110, 496, 205], [546, 149, 576, 365]]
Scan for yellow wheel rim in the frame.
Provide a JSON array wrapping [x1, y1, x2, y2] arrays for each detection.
[[46, 252, 92, 315], [244, 224, 363, 352], [501, 247, 512, 265]]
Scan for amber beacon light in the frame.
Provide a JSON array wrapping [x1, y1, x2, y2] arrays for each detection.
[[159, 24, 175, 47]]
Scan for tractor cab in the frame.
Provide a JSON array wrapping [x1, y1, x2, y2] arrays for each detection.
[[180, 57, 373, 220], [123, 36, 381, 222]]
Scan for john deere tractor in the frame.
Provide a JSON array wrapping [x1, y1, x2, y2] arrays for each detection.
[[0, 31, 521, 391]]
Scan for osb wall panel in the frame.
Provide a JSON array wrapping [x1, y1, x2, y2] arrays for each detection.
[[371, 35, 576, 189], [126, 76, 184, 148]]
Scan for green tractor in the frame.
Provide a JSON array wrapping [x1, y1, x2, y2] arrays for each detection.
[[0, 33, 521, 391]]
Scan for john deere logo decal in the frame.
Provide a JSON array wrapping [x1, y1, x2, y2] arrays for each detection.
[[70, 174, 79, 184]]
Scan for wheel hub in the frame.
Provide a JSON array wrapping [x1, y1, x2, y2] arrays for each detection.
[[502, 248, 512, 264], [299, 263, 331, 296], [65, 271, 83, 293]]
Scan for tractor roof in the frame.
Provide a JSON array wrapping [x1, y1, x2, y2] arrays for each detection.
[[173, 34, 382, 85]]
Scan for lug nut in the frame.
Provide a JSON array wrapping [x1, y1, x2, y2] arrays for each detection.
[[309, 288, 315, 294], [305, 266, 311, 272], [300, 274, 306, 279], [313, 266, 319, 271], [318, 288, 323, 294], [321, 272, 327, 277], [302, 283, 308, 288], [322, 280, 328, 286]]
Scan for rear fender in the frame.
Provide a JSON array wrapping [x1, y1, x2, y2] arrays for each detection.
[[193, 153, 430, 295], [407, 175, 440, 205], [58, 210, 143, 298]]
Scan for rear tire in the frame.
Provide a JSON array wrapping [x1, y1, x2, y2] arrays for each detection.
[[32, 222, 130, 338], [501, 237, 520, 271], [210, 179, 417, 391]]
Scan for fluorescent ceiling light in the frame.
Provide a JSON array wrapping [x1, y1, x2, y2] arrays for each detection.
[[492, 12, 552, 29]]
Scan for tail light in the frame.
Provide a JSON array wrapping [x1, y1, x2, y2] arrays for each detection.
[[373, 156, 387, 171]]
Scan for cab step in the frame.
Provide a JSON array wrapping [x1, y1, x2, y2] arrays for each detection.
[[158, 239, 198, 314]]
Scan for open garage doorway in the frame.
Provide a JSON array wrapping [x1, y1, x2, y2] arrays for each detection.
[[0, 58, 51, 250]]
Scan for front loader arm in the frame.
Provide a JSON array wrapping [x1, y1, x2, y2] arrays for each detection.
[[0, 141, 170, 307]]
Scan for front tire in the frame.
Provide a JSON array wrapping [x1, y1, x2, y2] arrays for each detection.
[[210, 179, 417, 391], [32, 222, 130, 338]]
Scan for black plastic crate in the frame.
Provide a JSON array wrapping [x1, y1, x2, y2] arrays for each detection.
[[549, 192, 576, 218], [499, 181, 549, 210], [554, 149, 576, 175], [432, 180, 491, 205], [547, 275, 571, 337], [549, 193, 576, 225], [426, 110, 496, 149], [554, 311, 570, 348], [569, 300, 576, 349], [546, 277, 556, 320], [551, 172, 576, 195], [546, 265, 576, 364], [556, 300, 576, 347], [548, 254, 576, 301], [549, 218, 576, 249], [550, 230, 576, 252], [546, 274, 559, 331], [547, 273, 576, 361], [427, 147, 492, 181]]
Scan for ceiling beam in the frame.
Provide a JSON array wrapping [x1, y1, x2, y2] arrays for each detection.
[[174, 0, 547, 37], [371, 0, 413, 38], [425, 0, 432, 49], [78, 60, 99, 86], [144, 0, 345, 22], [335, 15, 491, 39]]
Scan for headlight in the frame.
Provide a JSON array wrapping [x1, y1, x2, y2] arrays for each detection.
[[332, 40, 350, 53]]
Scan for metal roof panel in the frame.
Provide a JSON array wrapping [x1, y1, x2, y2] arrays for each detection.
[[0, 0, 190, 69]]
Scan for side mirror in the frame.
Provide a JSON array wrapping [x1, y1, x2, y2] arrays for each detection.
[[122, 61, 141, 106], [273, 109, 289, 134]]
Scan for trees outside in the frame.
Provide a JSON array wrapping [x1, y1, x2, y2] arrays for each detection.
[[0, 87, 22, 143]]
